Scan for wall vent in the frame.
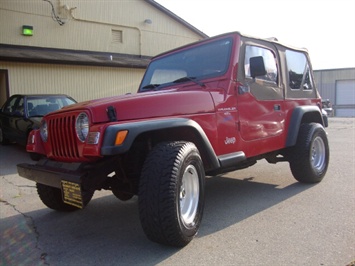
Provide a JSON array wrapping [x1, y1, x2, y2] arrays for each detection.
[[111, 30, 123, 43]]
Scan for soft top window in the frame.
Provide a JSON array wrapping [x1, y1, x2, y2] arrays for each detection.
[[244, 45, 278, 84], [286, 50, 313, 90]]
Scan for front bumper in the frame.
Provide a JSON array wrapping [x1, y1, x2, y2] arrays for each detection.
[[17, 160, 84, 188]]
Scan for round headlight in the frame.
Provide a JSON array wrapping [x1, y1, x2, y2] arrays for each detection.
[[40, 120, 48, 142], [75, 112, 89, 142]]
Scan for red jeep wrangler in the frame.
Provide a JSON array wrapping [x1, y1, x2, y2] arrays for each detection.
[[17, 32, 329, 247]]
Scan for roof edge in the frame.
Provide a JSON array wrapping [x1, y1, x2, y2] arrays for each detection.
[[145, 0, 209, 39], [313, 67, 355, 72], [0, 44, 151, 68]]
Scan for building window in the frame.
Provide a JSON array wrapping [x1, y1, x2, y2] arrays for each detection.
[[111, 30, 123, 43]]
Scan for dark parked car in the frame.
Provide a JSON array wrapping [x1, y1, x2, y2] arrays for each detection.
[[0, 94, 76, 147]]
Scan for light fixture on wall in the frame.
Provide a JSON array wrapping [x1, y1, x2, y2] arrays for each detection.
[[144, 19, 153, 25], [22, 25, 34, 36]]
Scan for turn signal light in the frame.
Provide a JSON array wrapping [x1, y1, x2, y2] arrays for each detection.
[[115, 130, 128, 145]]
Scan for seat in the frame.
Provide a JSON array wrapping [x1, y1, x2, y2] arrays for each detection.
[[48, 103, 60, 112]]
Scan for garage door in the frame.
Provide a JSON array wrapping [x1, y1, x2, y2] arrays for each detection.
[[336, 79, 355, 117]]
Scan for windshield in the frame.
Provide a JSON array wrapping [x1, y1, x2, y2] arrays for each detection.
[[139, 37, 233, 91], [27, 96, 76, 117]]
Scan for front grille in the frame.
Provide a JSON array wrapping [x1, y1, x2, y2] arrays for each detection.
[[48, 115, 80, 159]]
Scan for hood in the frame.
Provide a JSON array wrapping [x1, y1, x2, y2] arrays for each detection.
[[59, 89, 215, 123], [30, 117, 43, 127]]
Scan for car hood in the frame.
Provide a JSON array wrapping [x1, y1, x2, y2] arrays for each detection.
[[29, 116, 43, 127], [57, 89, 216, 123]]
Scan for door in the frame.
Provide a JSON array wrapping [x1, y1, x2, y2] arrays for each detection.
[[0, 70, 9, 107], [1, 95, 19, 140], [237, 44, 285, 151], [1, 95, 29, 144], [336, 79, 355, 117]]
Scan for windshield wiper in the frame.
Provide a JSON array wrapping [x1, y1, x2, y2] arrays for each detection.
[[141, 84, 161, 91], [173, 76, 205, 87]]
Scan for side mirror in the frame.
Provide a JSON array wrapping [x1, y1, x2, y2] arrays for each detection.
[[250, 56, 267, 78], [13, 110, 24, 117]]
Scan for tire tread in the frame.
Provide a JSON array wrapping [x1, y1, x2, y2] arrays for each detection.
[[138, 141, 204, 247]]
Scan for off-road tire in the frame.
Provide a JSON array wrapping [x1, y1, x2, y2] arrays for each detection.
[[36, 183, 94, 212], [289, 123, 329, 183], [29, 152, 42, 161], [138, 141, 205, 247], [112, 189, 134, 201]]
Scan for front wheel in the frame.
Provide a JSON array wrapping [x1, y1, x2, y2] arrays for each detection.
[[112, 189, 134, 201], [37, 183, 94, 212], [289, 123, 329, 183], [29, 152, 43, 161], [138, 141, 205, 247]]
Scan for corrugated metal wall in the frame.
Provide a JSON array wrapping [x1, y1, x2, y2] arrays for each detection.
[[314, 68, 355, 117], [0, 62, 145, 102]]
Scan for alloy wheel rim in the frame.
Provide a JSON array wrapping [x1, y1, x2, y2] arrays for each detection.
[[179, 164, 199, 226], [311, 136, 326, 172]]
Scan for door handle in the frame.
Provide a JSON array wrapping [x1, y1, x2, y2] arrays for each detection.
[[274, 104, 281, 111]]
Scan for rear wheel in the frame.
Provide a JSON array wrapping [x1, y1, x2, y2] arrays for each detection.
[[289, 123, 329, 183], [36, 183, 94, 212], [138, 141, 205, 247]]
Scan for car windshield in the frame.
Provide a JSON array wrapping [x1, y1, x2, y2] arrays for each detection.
[[139, 37, 233, 92], [27, 96, 76, 117]]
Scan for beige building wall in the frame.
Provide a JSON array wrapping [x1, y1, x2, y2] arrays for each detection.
[[0, 62, 145, 102], [0, 0, 206, 101], [0, 0, 204, 56]]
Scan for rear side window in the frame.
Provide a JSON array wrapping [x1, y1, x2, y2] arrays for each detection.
[[286, 50, 313, 90]]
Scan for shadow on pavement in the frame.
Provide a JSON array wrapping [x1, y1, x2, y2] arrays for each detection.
[[201, 175, 311, 236], [1, 171, 312, 265]]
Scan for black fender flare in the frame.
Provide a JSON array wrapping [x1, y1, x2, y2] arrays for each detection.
[[100, 118, 220, 170], [285, 106, 324, 147]]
